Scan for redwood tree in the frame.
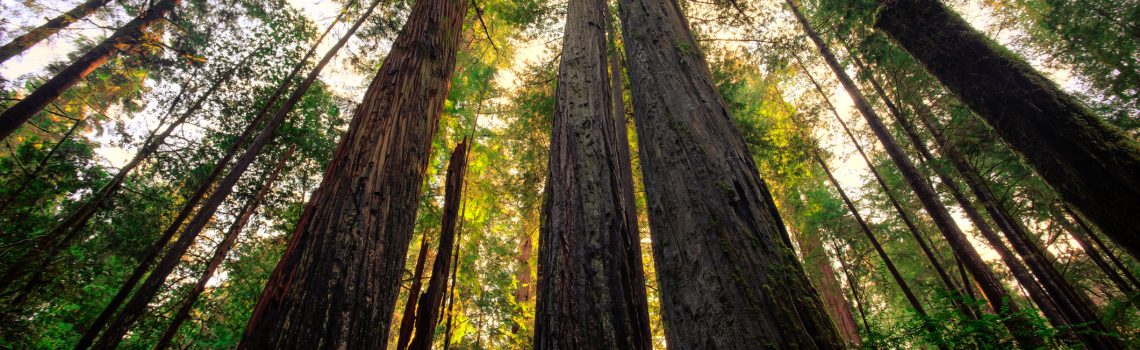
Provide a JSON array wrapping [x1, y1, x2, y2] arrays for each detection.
[[533, 0, 652, 345], [238, 0, 470, 346], [0, 0, 112, 64], [618, 0, 845, 347]]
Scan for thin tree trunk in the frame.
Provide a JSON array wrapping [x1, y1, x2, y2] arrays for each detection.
[[1059, 213, 1135, 296], [0, 116, 85, 215], [238, 0, 468, 346], [875, 0, 1140, 259], [618, 0, 845, 347], [153, 146, 294, 350], [533, 0, 652, 346], [1, 46, 257, 302], [1064, 206, 1140, 291], [787, 2, 1043, 347], [89, 1, 380, 347], [0, 0, 179, 140], [834, 241, 872, 337], [396, 231, 432, 350], [793, 56, 975, 319], [0, 0, 113, 64]]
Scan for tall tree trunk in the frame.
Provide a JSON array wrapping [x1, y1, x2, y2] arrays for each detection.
[[618, 0, 845, 347], [88, 1, 381, 347], [834, 242, 872, 337], [875, 0, 1140, 259], [533, 0, 652, 346], [0, 46, 256, 304], [0, 0, 112, 64], [787, 2, 1043, 347], [153, 146, 294, 350], [408, 141, 468, 350], [238, 0, 468, 346], [1060, 213, 1136, 296], [793, 56, 974, 319], [510, 219, 534, 334], [396, 231, 433, 350], [0, 0, 179, 140], [1063, 206, 1140, 291]]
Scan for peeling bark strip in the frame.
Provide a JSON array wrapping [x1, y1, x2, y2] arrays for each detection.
[[785, 1, 1045, 347], [408, 141, 468, 350], [617, 0, 844, 347], [875, 0, 1140, 259], [0, 0, 179, 140], [0, 0, 112, 64], [152, 146, 294, 350], [533, 0, 652, 346], [239, 0, 470, 346], [87, 0, 382, 347]]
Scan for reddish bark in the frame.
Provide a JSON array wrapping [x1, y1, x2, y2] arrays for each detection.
[[396, 231, 433, 350]]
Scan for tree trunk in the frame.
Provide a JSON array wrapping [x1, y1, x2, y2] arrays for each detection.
[[787, 2, 1043, 347], [0, 0, 112, 64], [0, 115, 85, 215], [396, 231, 432, 350], [1060, 213, 1135, 296], [1064, 206, 1140, 292], [88, 0, 381, 347], [408, 141, 468, 350], [875, 0, 1140, 259], [238, 0, 468, 346], [533, 0, 652, 346], [0, 0, 179, 140], [794, 55, 974, 320], [153, 146, 293, 350], [618, 0, 845, 347], [834, 242, 872, 337]]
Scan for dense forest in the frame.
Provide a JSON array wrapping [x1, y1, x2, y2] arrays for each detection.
[[0, 0, 1137, 348]]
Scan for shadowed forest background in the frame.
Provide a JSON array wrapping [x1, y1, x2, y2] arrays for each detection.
[[0, 0, 1138, 348]]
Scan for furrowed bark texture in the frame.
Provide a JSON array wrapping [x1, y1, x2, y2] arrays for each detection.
[[153, 146, 293, 350], [787, 2, 1043, 347], [0, 0, 112, 64], [619, 0, 845, 347], [876, 0, 1140, 259], [88, 1, 379, 347], [238, 0, 468, 346], [534, 0, 652, 346], [408, 141, 467, 350], [800, 229, 862, 347], [396, 232, 432, 350], [0, 0, 179, 140]]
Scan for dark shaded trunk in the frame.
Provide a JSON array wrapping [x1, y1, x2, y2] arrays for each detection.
[[440, 192, 466, 350], [0, 0, 178, 140], [153, 146, 293, 350], [875, 0, 1140, 259], [408, 141, 468, 350], [70, 18, 337, 346], [238, 0, 468, 346], [0, 0, 112, 64], [396, 231, 432, 350], [787, 2, 1043, 347], [1063, 206, 1140, 292], [533, 0, 652, 346], [794, 55, 974, 320], [618, 0, 845, 347], [89, 1, 381, 347], [1060, 213, 1135, 296], [1, 47, 256, 304]]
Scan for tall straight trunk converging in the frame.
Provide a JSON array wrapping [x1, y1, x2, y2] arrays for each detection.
[[0, 0, 179, 140], [1059, 212, 1136, 296], [396, 231, 432, 350], [152, 146, 294, 350], [786, 1, 1043, 347], [408, 141, 468, 350], [0, 0, 112, 64], [239, 0, 469, 346], [88, 1, 382, 347], [70, 11, 344, 347], [1063, 206, 1140, 293], [875, 0, 1140, 259], [533, 0, 652, 346], [619, 0, 845, 347]]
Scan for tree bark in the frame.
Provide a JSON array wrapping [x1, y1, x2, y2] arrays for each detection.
[[408, 141, 468, 350], [533, 0, 652, 347], [238, 0, 468, 346], [153, 146, 294, 350], [1060, 213, 1135, 296], [0, 0, 112, 64], [88, 0, 381, 347], [0, 0, 179, 140], [875, 0, 1140, 259], [787, 2, 1043, 347], [396, 231, 432, 350], [1063, 206, 1140, 292], [618, 0, 845, 347], [834, 242, 872, 337]]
